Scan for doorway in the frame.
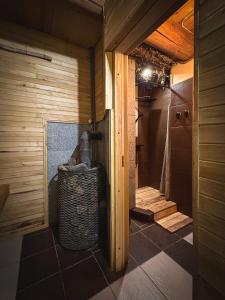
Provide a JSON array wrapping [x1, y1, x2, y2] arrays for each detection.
[[108, 0, 195, 273], [121, 2, 195, 297], [127, 0, 194, 236]]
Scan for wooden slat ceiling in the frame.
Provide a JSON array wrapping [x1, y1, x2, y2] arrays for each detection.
[[145, 0, 194, 62], [0, 0, 102, 48]]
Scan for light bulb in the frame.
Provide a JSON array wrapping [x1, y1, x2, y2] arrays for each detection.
[[141, 67, 152, 80]]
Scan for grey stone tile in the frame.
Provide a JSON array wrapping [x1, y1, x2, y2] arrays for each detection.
[[141, 251, 192, 300], [183, 233, 193, 245], [89, 287, 116, 300], [110, 265, 166, 300]]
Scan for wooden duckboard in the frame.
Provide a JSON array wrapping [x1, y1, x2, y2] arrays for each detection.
[[136, 186, 192, 232], [156, 212, 193, 233]]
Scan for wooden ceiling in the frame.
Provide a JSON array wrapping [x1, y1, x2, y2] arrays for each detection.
[[0, 0, 103, 48], [145, 0, 194, 62]]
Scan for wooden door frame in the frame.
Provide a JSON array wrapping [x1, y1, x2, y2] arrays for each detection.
[[109, 52, 129, 271], [107, 0, 193, 272]]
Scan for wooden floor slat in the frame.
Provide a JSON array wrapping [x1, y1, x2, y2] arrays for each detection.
[[136, 191, 160, 199], [136, 195, 162, 205], [156, 212, 193, 233], [135, 186, 193, 232], [157, 212, 183, 226]]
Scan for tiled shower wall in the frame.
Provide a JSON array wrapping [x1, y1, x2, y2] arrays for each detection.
[[170, 78, 193, 216]]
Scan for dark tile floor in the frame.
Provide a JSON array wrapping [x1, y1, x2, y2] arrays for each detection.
[[15, 219, 221, 300], [17, 228, 109, 300]]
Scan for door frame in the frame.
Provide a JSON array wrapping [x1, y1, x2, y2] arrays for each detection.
[[107, 0, 194, 272], [109, 52, 129, 271]]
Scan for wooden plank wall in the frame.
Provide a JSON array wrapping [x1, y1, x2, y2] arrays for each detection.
[[95, 38, 105, 122], [197, 0, 225, 296], [0, 20, 91, 237]]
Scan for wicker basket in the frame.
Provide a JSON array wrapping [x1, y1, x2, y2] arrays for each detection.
[[58, 164, 104, 250]]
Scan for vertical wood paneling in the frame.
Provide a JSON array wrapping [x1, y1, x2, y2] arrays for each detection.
[[0, 20, 91, 237], [197, 0, 225, 296]]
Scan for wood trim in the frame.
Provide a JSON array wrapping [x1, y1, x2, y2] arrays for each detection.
[[193, 0, 199, 297], [110, 52, 129, 271], [105, 52, 113, 109], [43, 119, 49, 227], [109, 108, 115, 269]]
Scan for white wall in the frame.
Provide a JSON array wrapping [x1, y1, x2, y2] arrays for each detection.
[[171, 59, 194, 85]]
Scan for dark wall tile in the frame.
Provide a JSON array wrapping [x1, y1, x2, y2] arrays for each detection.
[[171, 78, 193, 107], [171, 148, 192, 175], [170, 126, 192, 150], [170, 172, 192, 215], [138, 87, 171, 188], [170, 104, 192, 127]]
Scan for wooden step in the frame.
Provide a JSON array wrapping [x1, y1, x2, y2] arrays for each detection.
[[136, 195, 163, 206], [136, 199, 177, 222], [156, 212, 193, 233], [146, 200, 177, 221], [136, 187, 162, 204], [133, 186, 192, 233], [130, 207, 154, 222]]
